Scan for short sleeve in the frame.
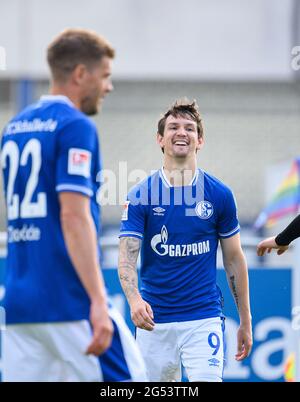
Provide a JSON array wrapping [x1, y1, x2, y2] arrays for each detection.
[[217, 189, 240, 239], [55, 118, 97, 197], [119, 198, 146, 240]]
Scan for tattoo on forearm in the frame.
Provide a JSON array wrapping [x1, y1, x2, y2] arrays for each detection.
[[230, 275, 239, 308], [118, 237, 141, 301]]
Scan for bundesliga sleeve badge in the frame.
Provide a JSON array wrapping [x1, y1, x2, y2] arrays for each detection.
[[68, 148, 91, 178], [121, 201, 130, 221]]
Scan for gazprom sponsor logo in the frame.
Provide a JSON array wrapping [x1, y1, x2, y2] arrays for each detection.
[[8, 225, 41, 243], [151, 226, 210, 257], [161, 225, 168, 244]]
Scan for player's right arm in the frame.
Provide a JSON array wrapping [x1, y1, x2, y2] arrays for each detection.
[[56, 118, 113, 356], [118, 236, 155, 331], [60, 192, 113, 355], [256, 236, 289, 256], [257, 214, 300, 256]]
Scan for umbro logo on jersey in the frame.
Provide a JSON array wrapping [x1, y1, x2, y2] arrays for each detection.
[[153, 207, 165, 216], [208, 358, 220, 367]]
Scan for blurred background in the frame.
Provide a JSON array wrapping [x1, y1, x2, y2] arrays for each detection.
[[1, 0, 300, 382]]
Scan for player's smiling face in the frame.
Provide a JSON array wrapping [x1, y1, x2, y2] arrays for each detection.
[[157, 115, 203, 158], [80, 56, 113, 115]]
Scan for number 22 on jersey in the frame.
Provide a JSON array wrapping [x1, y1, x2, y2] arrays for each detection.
[[1, 139, 47, 220]]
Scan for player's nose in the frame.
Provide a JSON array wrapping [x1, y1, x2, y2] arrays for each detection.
[[175, 128, 188, 138], [106, 81, 113, 93]]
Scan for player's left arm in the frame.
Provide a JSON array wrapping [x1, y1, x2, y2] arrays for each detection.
[[220, 233, 253, 361]]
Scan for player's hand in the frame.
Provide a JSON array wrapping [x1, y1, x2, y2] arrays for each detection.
[[86, 301, 113, 356], [130, 297, 155, 331], [257, 236, 289, 257], [235, 324, 253, 361]]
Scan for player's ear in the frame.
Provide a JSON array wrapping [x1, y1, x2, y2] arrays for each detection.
[[196, 135, 204, 151], [72, 64, 87, 85], [156, 132, 164, 150]]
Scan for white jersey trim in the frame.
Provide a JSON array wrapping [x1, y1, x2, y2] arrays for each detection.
[[160, 167, 199, 188], [56, 184, 93, 197], [218, 225, 240, 238], [40, 95, 75, 108], [119, 231, 144, 239]]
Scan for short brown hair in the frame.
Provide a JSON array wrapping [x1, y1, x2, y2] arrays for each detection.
[[47, 28, 115, 82], [157, 99, 204, 138]]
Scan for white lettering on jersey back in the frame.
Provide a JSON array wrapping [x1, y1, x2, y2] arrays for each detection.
[[4, 119, 58, 135], [68, 148, 91, 178], [8, 225, 41, 243]]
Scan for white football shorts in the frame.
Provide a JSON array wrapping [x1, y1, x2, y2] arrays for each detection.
[[136, 316, 225, 382], [2, 306, 147, 382]]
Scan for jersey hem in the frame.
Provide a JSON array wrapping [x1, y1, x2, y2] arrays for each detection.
[[149, 312, 224, 324]]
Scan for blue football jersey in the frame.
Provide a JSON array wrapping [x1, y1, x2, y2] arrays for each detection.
[[1, 95, 102, 324], [119, 168, 240, 323]]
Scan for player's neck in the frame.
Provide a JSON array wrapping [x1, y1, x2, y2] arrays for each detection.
[[162, 158, 197, 187], [49, 86, 81, 110]]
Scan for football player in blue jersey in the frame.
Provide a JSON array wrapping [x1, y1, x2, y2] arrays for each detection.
[[1, 29, 146, 382], [118, 99, 253, 382]]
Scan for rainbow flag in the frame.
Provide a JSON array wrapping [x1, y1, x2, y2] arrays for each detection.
[[254, 158, 300, 229], [284, 353, 295, 382]]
